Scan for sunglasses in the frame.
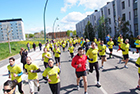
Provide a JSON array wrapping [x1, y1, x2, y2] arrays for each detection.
[[3, 89, 12, 93]]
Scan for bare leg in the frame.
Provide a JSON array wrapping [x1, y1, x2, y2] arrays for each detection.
[[82, 76, 87, 92]]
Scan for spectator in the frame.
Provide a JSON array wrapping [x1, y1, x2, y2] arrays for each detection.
[[33, 43, 36, 51], [39, 42, 42, 51], [27, 42, 30, 52], [20, 47, 28, 72]]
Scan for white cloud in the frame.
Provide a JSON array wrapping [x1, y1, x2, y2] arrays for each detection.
[[59, 11, 93, 31], [61, 0, 113, 12], [25, 26, 52, 34]]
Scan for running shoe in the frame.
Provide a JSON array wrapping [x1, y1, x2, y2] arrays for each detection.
[[100, 66, 103, 69], [84, 92, 88, 94], [77, 85, 80, 90], [37, 85, 41, 91], [124, 65, 128, 68], [96, 82, 101, 87], [136, 85, 140, 90], [118, 59, 121, 64]]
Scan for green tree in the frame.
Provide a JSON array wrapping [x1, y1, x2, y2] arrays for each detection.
[[73, 30, 76, 36], [84, 21, 95, 41], [98, 16, 111, 42], [29, 34, 34, 38]]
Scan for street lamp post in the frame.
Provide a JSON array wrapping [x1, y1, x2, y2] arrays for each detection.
[[52, 17, 59, 39], [43, 0, 49, 43]]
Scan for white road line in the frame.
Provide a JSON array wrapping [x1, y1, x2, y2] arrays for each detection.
[[95, 81, 108, 94]]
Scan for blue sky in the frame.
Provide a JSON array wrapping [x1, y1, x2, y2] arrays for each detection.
[[0, 0, 113, 34]]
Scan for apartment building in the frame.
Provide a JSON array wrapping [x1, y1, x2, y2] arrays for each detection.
[[76, 0, 140, 38], [0, 18, 25, 42]]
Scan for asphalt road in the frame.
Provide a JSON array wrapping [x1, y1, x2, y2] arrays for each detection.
[[22, 47, 140, 94]]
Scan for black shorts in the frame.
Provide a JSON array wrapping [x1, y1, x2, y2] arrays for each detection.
[[101, 55, 106, 57], [123, 54, 129, 60], [109, 49, 113, 52], [73, 44, 76, 47], [63, 47, 65, 50], [76, 71, 87, 78], [55, 57, 60, 63], [139, 73, 140, 78]]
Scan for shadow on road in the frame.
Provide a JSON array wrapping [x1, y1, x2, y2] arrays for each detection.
[[115, 88, 139, 94], [60, 84, 77, 94], [102, 66, 124, 72]]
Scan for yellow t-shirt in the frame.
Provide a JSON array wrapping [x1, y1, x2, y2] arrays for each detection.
[[42, 66, 60, 84], [118, 39, 123, 46], [86, 48, 98, 63], [98, 44, 106, 56], [94, 38, 97, 43], [96, 41, 101, 47], [117, 36, 120, 42], [42, 52, 51, 63], [68, 46, 74, 53], [73, 40, 76, 44], [53, 48, 61, 57], [25, 64, 38, 80], [135, 39, 140, 48], [7, 64, 22, 83], [107, 41, 114, 49], [120, 43, 130, 55], [136, 57, 140, 73], [62, 44, 66, 47], [49, 43, 53, 48], [45, 45, 50, 51]]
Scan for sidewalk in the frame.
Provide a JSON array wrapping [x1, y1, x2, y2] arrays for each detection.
[[106, 45, 139, 62], [0, 46, 45, 94]]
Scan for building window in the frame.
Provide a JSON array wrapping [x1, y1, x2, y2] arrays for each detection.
[[122, 13, 126, 21], [134, 9, 138, 18], [94, 16, 96, 20], [130, 25, 131, 31], [109, 18, 111, 24], [134, 24, 138, 36], [128, 0, 130, 7], [108, 9, 110, 15], [122, 1, 125, 9], [134, 0, 137, 3], [129, 12, 131, 20]]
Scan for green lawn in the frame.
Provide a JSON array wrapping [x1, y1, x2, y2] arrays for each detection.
[[0, 39, 45, 61]]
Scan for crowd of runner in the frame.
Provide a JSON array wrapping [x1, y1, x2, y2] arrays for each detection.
[[3, 35, 140, 94]]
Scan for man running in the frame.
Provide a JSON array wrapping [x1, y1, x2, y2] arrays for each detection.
[[25, 56, 41, 94], [107, 38, 114, 58], [135, 57, 140, 90], [118, 39, 130, 68], [86, 42, 101, 87], [7, 57, 24, 94], [53, 45, 61, 67], [71, 47, 92, 94], [98, 41, 107, 69], [68, 43, 75, 59]]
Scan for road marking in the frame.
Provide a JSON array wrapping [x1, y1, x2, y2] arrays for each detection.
[[94, 81, 108, 94]]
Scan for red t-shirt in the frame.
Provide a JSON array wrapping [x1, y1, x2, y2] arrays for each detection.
[[71, 54, 87, 72]]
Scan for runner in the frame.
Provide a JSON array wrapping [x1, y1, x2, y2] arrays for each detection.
[[42, 58, 61, 94], [53, 45, 61, 67], [86, 42, 101, 87], [135, 57, 140, 90], [107, 38, 114, 58], [71, 47, 91, 94], [117, 35, 123, 52], [7, 57, 24, 94], [62, 42, 66, 52], [134, 35, 140, 57], [83, 39, 90, 53], [49, 41, 53, 51], [25, 56, 41, 94], [118, 39, 130, 68], [68, 43, 75, 59], [3, 80, 18, 94], [98, 41, 107, 69], [42, 48, 52, 68]]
